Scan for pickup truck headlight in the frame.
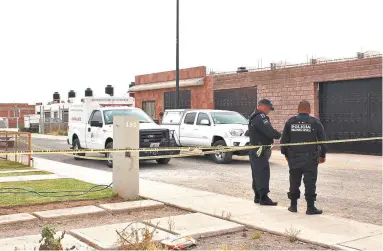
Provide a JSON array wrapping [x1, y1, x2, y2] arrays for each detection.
[[229, 129, 244, 136]]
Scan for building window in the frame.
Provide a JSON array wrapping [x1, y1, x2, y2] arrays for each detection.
[[164, 90, 191, 110], [13, 109, 20, 118], [62, 110, 69, 123], [44, 111, 51, 123], [142, 101, 156, 118]]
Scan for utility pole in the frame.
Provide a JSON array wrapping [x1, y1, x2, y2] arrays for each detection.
[[175, 0, 180, 108]]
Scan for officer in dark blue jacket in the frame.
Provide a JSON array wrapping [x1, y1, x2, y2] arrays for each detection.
[[248, 99, 281, 206], [280, 100, 327, 215]]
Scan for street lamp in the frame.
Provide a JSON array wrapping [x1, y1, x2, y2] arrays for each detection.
[[175, 0, 180, 108]]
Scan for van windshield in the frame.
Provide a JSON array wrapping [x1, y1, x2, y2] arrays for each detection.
[[211, 112, 248, 125], [103, 109, 154, 124]]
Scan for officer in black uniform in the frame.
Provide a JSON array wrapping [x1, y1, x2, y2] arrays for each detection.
[[248, 99, 281, 206], [280, 100, 327, 215]]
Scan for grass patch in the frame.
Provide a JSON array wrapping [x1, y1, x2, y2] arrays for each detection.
[[0, 171, 51, 177], [0, 178, 114, 207], [0, 160, 31, 171]]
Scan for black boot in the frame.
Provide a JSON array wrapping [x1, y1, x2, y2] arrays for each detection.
[[306, 201, 323, 215], [288, 200, 298, 213], [259, 195, 278, 206], [254, 193, 260, 204]]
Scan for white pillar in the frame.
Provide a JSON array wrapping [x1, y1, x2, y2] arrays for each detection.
[[112, 116, 140, 200]]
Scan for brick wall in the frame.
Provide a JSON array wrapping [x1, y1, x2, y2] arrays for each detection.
[[135, 66, 206, 85], [0, 103, 35, 128], [134, 67, 213, 119], [212, 56, 382, 130]]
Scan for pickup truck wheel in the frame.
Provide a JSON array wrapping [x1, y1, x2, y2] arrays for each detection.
[[73, 138, 85, 160], [156, 158, 171, 165], [105, 142, 113, 168], [212, 140, 233, 164]]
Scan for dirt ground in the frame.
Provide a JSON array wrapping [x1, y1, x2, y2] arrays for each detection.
[[1, 202, 329, 250], [0, 205, 186, 239], [196, 229, 332, 250], [0, 197, 125, 215]]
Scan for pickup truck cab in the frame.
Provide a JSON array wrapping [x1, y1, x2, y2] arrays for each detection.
[[68, 96, 178, 167], [160, 109, 252, 164]]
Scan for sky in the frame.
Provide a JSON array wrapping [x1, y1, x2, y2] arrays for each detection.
[[0, 0, 382, 104]]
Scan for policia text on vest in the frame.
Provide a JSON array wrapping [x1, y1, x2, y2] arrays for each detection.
[[281, 104, 327, 215]]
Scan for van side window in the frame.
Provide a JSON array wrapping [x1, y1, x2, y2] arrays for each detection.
[[196, 113, 210, 125], [90, 111, 102, 124], [183, 112, 196, 125]]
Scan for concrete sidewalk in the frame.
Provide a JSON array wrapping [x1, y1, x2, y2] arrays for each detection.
[[33, 157, 382, 250], [31, 133, 67, 141]]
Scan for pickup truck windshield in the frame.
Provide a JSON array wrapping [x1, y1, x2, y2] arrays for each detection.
[[211, 112, 248, 125], [103, 109, 154, 124]]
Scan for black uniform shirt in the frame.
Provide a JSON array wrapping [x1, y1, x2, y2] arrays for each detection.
[[280, 113, 327, 158], [248, 110, 281, 146]]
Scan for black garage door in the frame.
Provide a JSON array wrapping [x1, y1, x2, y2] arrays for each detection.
[[214, 87, 257, 117], [164, 90, 191, 110], [319, 78, 382, 155]]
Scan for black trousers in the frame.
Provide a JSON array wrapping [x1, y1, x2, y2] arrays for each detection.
[[249, 150, 270, 197], [287, 153, 318, 203]]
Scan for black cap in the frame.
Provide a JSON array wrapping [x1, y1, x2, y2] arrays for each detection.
[[258, 99, 274, 110]]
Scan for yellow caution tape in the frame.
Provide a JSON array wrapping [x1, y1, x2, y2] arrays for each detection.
[[0, 137, 381, 159]]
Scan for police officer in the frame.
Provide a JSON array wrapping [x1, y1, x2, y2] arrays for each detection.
[[248, 99, 281, 206], [280, 100, 327, 215]]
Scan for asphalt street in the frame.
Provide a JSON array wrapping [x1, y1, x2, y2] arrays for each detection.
[[28, 138, 382, 225]]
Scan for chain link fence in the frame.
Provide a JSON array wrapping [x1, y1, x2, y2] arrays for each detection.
[[0, 132, 31, 166], [43, 118, 68, 135]]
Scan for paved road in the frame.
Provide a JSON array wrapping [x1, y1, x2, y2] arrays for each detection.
[[30, 138, 382, 225]]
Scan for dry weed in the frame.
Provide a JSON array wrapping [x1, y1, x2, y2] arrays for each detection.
[[116, 221, 167, 250], [285, 226, 301, 242], [167, 217, 176, 232]]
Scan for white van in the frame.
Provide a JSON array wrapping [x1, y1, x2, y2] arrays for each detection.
[[67, 96, 178, 167]]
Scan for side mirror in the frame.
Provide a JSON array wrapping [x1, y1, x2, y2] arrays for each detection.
[[90, 121, 102, 127], [200, 119, 210, 126]]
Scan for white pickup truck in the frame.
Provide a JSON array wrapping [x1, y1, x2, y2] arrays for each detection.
[[67, 96, 179, 167], [160, 109, 255, 164], [0, 117, 19, 148]]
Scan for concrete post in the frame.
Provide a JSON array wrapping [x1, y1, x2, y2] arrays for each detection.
[[39, 106, 44, 134], [112, 116, 140, 200]]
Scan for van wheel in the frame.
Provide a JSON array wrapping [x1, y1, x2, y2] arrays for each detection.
[[105, 142, 113, 168], [73, 138, 85, 160], [212, 140, 232, 164], [156, 158, 171, 165]]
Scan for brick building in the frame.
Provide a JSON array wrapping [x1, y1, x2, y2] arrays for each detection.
[[132, 55, 382, 155], [131, 66, 213, 120], [0, 103, 35, 128]]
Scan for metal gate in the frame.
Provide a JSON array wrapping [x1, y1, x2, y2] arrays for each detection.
[[164, 90, 191, 110], [319, 77, 382, 155], [214, 87, 257, 117]]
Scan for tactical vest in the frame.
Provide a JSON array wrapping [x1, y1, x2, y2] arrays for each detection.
[[288, 115, 318, 153]]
